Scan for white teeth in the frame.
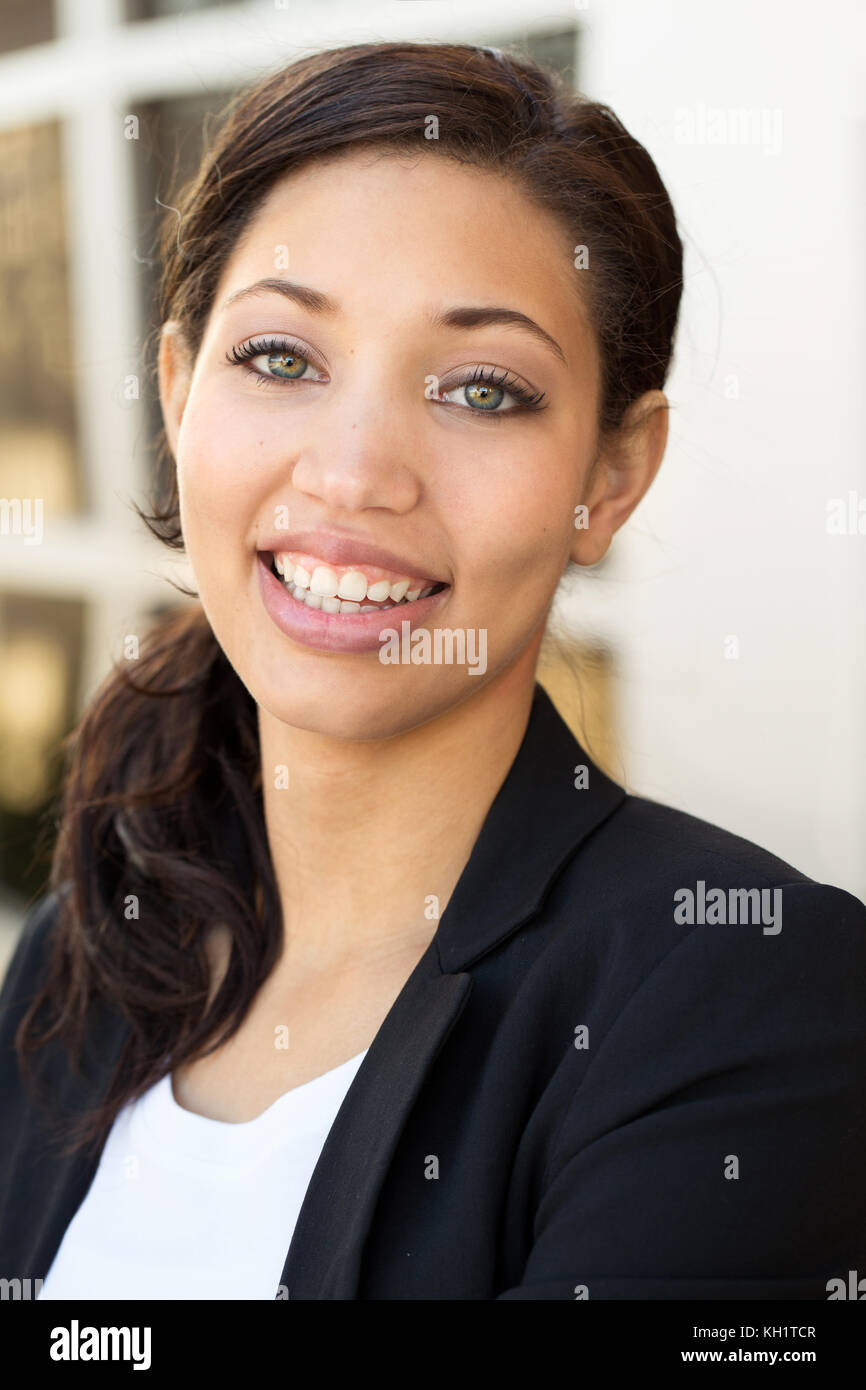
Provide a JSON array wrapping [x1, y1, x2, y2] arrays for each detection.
[[275, 553, 444, 613], [336, 570, 368, 602], [286, 583, 400, 615], [310, 565, 339, 598]]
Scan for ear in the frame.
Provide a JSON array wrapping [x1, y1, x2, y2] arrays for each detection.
[[157, 320, 193, 458], [570, 390, 670, 567]]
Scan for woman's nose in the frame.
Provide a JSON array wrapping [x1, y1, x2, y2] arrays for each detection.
[[288, 379, 424, 514]]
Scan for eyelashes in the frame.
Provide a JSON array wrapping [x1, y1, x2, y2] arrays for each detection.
[[224, 335, 548, 417], [225, 336, 324, 380], [441, 364, 548, 413]]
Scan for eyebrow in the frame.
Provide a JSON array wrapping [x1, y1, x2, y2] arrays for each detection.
[[430, 305, 567, 366], [221, 278, 338, 315], [221, 278, 567, 365]]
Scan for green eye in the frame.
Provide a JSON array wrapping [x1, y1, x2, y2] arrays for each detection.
[[226, 336, 327, 386], [436, 366, 548, 415], [463, 382, 505, 411], [266, 351, 308, 379]]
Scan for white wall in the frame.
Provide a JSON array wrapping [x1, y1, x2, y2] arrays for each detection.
[[559, 0, 866, 900]]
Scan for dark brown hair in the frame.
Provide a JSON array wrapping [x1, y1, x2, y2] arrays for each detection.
[[17, 41, 683, 1155]]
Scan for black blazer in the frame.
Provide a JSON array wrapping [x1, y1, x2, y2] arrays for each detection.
[[2, 684, 865, 1300]]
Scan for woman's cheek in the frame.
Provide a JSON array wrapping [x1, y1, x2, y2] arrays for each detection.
[[178, 392, 267, 534], [453, 453, 570, 603]]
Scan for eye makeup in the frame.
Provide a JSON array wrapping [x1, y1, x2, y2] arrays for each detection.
[[224, 334, 549, 417]]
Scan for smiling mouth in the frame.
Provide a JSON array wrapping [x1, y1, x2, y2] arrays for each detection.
[[263, 551, 450, 615]]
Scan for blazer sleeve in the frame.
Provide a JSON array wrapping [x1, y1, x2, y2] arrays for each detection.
[[0, 891, 60, 1059], [497, 881, 866, 1300]]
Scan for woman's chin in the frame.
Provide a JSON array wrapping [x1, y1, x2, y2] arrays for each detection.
[[253, 670, 483, 743], [253, 679, 433, 743]]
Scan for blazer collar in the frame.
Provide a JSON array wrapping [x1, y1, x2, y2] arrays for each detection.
[[434, 681, 626, 973]]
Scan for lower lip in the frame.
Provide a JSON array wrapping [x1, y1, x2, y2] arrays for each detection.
[[256, 553, 450, 654]]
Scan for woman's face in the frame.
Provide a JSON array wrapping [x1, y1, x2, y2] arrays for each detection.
[[160, 148, 658, 740]]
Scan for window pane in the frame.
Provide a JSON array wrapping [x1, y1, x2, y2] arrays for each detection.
[[0, 122, 83, 516], [130, 90, 235, 467], [0, 592, 85, 900], [0, 0, 53, 55], [537, 640, 620, 781], [481, 26, 579, 88], [522, 27, 578, 87], [126, 0, 236, 20]]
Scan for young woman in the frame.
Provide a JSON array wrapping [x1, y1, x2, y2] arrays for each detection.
[[1, 42, 864, 1302]]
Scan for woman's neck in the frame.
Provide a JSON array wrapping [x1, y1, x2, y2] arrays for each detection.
[[257, 654, 538, 969]]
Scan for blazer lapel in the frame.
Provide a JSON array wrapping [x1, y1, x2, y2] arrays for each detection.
[[278, 950, 472, 1299]]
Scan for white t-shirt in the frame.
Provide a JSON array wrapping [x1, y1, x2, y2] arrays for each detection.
[[38, 1049, 368, 1300]]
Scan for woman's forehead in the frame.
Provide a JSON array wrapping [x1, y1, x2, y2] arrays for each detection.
[[214, 148, 594, 356]]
